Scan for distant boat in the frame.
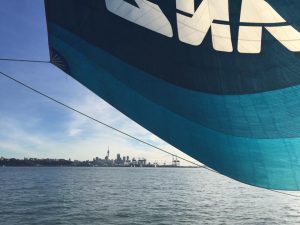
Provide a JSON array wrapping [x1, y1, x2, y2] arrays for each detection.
[[43, 1, 300, 191]]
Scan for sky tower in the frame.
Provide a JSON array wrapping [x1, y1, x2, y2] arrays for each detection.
[[105, 146, 109, 161]]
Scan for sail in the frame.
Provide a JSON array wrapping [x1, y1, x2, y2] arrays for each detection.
[[45, 0, 300, 190]]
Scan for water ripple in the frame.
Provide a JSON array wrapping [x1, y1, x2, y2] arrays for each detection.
[[0, 167, 300, 225]]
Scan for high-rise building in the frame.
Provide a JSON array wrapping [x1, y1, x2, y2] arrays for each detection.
[[116, 154, 122, 165], [138, 158, 146, 166]]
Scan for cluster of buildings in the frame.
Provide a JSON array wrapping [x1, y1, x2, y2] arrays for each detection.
[[92, 148, 149, 167]]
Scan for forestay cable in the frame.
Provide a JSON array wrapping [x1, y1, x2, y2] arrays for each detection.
[[0, 58, 50, 63]]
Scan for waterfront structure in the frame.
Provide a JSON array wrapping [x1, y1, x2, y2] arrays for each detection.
[[172, 156, 180, 167]]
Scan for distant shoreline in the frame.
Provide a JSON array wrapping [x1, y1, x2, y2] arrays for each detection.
[[1, 165, 198, 168], [0, 156, 197, 168]]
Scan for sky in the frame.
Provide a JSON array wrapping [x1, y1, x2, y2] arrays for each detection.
[[0, 0, 200, 165]]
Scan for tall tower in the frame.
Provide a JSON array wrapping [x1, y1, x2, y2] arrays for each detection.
[[105, 146, 110, 161]]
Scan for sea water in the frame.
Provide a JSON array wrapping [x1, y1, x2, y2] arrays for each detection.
[[0, 167, 299, 225]]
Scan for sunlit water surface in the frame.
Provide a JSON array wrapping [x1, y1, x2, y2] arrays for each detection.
[[0, 167, 299, 225]]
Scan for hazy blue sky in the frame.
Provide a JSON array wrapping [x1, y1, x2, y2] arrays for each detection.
[[0, 0, 199, 165]]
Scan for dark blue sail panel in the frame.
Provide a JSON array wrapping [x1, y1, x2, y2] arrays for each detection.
[[45, 0, 300, 190]]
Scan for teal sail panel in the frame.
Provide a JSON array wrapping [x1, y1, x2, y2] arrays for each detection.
[[45, 0, 300, 190]]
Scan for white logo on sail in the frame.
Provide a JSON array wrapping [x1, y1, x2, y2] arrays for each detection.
[[105, 0, 300, 53], [105, 0, 173, 37]]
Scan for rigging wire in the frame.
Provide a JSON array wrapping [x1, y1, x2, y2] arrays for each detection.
[[0, 65, 300, 198], [0, 58, 50, 64]]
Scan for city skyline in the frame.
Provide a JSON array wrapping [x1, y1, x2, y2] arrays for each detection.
[[0, 147, 184, 167], [0, 147, 179, 166], [0, 0, 199, 166]]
